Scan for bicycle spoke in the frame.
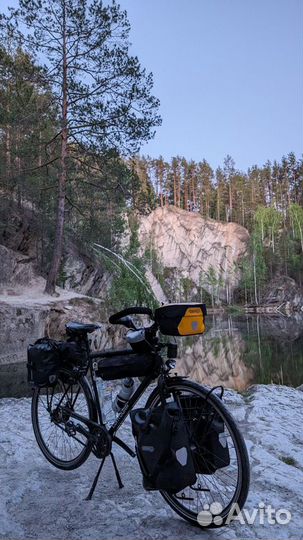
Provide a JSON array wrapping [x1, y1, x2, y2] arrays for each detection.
[[34, 371, 92, 466], [148, 381, 244, 523]]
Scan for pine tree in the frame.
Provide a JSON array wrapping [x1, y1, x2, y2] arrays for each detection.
[[0, 0, 161, 294], [223, 154, 236, 221]]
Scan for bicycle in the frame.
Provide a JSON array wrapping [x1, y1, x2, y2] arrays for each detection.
[[30, 305, 250, 529]]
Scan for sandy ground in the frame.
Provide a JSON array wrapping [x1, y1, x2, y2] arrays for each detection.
[[0, 277, 87, 307], [0, 385, 303, 540]]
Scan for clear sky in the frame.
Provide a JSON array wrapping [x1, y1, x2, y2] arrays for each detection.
[[120, 0, 303, 171], [2, 0, 302, 171]]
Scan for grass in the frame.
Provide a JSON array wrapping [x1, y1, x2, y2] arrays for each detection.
[[279, 455, 299, 467], [226, 304, 245, 314]]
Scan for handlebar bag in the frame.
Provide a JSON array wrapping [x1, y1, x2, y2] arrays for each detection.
[[27, 338, 61, 387], [130, 402, 197, 493], [180, 395, 230, 474], [155, 303, 207, 336], [96, 352, 161, 380]]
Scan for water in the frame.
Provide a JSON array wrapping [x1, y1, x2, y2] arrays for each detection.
[[175, 313, 303, 391], [1, 313, 303, 397]]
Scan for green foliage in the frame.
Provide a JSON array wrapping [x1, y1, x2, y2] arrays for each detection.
[[180, 276, 194, 301], [107, 255, 158, 312], [0, 1, 161, 291], [1, 1, 161, 156], [279, 455, 298, 467], [0, 21, 303, 300], [199, 267, 224, 307], [290, 203, 303, 251]]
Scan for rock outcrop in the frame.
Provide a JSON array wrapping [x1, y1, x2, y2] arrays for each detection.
[[138, 206, 249, 302], [62, 242, 111, 299], [0, 295, 124, 367], [0, 245, 36, 292], [259, 275, 303, 313]]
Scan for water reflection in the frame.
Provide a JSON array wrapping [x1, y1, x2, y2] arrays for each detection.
[[176, 313, 303, 391], [1, 314, 303, 397]]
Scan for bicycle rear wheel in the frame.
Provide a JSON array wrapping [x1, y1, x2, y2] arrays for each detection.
[[31, 368, 95, 470], [146, 378, 250, 528]]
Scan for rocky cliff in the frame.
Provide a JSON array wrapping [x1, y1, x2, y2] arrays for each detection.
[[138, 206, 249, 302]]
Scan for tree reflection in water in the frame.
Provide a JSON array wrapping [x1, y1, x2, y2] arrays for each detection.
[[175, 313, 303, 390]]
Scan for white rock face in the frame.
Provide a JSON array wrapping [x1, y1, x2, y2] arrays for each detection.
[[138, 206, 249, 300], [0, 385, 302, 539]]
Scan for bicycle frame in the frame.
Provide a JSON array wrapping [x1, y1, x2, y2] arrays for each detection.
[[59, 342, 163, 456]]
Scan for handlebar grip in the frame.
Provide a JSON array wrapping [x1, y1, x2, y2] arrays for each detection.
[[109, 306, 153, 325]]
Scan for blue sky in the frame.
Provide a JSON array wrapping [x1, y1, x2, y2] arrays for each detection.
[[121, 0, 302, 171], [2, 0, 302, 171]]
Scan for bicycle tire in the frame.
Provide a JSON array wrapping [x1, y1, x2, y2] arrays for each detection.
[[31, 368, 95, 470], [145, 378, 250, 528]]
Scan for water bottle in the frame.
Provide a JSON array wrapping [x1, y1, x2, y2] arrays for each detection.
[[96, 378, 115, 425], [113, 378, 135, 413]]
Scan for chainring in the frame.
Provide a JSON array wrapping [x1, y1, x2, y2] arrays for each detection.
[[92, 426, 112, 458]]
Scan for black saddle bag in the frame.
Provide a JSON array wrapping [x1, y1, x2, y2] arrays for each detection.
[[180, 395, 230, 474], [58, 340, 87, 366], [27, 338, 61, 387], [130, 402, 197, 493], [27, 338, 87, 387]]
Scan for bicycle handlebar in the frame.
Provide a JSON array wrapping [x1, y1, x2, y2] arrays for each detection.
[[109, 306, 154, 325]]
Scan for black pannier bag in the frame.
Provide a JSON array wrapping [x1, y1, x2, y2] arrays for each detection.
[[130, 403, 197, 493], [57, 340, 87, 366], [27, 338, 61, 387], [96, 351, 161, 381], [180, 396, 230, 474]]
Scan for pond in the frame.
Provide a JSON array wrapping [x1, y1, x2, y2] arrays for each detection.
[[176, 313, 303, 391], [1, 313, 303, 397]]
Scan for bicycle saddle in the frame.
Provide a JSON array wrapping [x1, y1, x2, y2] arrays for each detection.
[[66, 322, 100, 335]]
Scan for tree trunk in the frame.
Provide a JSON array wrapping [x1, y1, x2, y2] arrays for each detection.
[[229, 180, 232, 221], [241, 191, 245, 227], [5, 124, 11, 188], [45, 2, 68, 295], [16, 136, 21, 208], [159, 168, 163, 207], [216, 184, 220, 220], [38, 130, 42, 168], [253, 252, 258, 305], [173, 171, 176, 206]]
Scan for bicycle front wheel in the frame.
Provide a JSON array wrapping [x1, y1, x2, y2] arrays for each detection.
[[146, 378, 250, 528], [31, 368, 95, 470]]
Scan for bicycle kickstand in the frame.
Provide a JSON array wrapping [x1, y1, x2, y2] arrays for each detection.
[[110, 452, 124, 489], [85, 452, 124, 501], [85, 456, 106, 501]]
